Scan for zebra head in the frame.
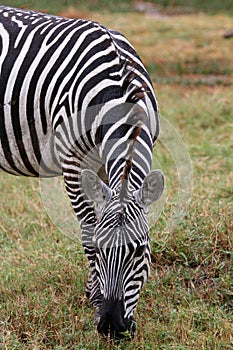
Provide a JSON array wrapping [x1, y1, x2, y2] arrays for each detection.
[[81, 168, 164, 339]]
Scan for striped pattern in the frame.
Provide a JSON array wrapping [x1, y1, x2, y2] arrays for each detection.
[[93, 195, 151, 319], [0, 6, 160, 336]]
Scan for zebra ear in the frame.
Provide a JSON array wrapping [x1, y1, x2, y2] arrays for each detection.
[[135, 170, 164, 207], [81, 169, 112, 204]]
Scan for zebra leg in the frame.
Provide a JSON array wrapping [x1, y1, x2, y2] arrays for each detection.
[[83, 243, 103, 318], [85, 269, 93, 299], [61, 158, 102, 312]]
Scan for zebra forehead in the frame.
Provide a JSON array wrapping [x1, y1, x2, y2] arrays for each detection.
[[103, 196, 135, 219], [95, 208, 149, 248], [96, 233, 146, 250]]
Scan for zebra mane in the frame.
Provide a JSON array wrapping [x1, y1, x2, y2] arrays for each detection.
[[118, 58, 148, 201], [119, 123, 142, 203], [120, 158, 132, 201], [121, 55, 151, 104]]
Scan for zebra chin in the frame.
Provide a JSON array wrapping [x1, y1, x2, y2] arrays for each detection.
[[96, 299, 136, 340]]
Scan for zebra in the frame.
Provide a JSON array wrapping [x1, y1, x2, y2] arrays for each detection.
[[0, 6, 164, 339]]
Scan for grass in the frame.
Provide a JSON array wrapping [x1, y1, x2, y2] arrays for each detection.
[[0, 1, 233, 349]]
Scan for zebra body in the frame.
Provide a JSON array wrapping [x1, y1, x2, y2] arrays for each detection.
[[0, 7, 164, 339]]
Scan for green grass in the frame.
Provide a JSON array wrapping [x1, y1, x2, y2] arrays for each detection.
[[0, 2, 233, 349]]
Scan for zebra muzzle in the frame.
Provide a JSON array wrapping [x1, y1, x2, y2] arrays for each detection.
[[97, 299, 136, 340]]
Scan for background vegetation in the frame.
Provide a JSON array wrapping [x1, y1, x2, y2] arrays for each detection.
[[0, 1, 232, 349], [3, 0, 233, 14]]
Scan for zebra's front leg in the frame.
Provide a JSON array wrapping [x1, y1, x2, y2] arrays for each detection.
[[62, 165, 102, 316], [82, 228, 104, 326], [82, 243, 103, 319], [81, 223, 103, 312]]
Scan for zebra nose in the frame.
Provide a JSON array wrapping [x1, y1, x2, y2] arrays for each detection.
[[97, 299, 128, 339]]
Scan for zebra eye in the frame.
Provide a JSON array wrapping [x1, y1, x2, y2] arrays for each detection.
[[135, 245, 146, 257]]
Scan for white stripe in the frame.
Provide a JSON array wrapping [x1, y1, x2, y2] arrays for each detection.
[[0, 23, 9, 75]]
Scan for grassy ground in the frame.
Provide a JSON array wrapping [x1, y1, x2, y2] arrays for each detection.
[[0, 1, 233, 349]]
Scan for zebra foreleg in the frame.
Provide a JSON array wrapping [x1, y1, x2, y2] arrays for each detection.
[[62, 169, 103, 318], [83, 244, 103, 324]]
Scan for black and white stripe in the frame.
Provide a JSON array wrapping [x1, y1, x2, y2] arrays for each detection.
[[0, 6, 163, 339]]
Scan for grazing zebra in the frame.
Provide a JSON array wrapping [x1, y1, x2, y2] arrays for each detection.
[[0, 6, 164, 339]]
